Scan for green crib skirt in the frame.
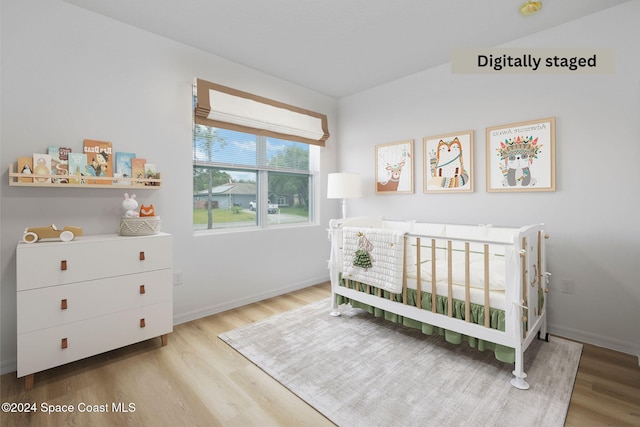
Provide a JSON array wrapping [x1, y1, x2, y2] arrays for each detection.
[[336, 277, 516, 363]]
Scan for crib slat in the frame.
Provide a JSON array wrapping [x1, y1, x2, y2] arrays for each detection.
[[465, 242, 471, 323], [522, 237, 528, 339], [416, 237, 421, 309], [402, 236, 407, 305], [447, 240, 453, 318], [537, 230, 542, 314], [431, 239, 437, 313], [484, 244, 490, 328]]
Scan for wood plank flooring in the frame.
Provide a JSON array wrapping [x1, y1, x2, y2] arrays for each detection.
[[1, 282, 638, 426]]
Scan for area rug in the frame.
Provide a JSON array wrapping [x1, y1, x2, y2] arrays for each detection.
[[219, 299, 582, 427]]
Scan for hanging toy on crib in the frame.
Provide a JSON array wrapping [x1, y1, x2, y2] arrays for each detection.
[[122, 193, 140, 218], [353, 232, 374, 269]]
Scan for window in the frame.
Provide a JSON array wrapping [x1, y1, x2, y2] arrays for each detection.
[[193, 126, 316, 231], [192, 79, 327, 232]]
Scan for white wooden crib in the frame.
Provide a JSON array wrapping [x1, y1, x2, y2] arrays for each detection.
[[328, 216, 550, 389]]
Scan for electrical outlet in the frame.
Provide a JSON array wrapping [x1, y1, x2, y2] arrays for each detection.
[[173, 271, 183, 286], [560, 279, 574, 294]]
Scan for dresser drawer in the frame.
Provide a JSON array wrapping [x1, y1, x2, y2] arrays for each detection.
[[17, 301, 173, 377], [16, 233, 172, 291], [17, 269, 172, 334]]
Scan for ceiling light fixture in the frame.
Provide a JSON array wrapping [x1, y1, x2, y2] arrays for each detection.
[[520, 1, 542, 16]]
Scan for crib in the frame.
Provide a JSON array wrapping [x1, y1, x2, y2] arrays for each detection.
[[328, 216, 550, 389]]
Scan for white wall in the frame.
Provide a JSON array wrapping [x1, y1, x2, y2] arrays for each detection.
[[0, 0, 339, 373], [337, 2, 640, 357], [2, 1, 638, 376]]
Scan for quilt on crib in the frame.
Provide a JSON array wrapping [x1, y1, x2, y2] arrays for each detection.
[[342, 227, 406, 294]]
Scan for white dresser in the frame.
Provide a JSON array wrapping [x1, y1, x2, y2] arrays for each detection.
[[16, 233, 173, 390]]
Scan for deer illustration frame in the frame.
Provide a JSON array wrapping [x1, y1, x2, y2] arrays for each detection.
[[423, 130, 474, 194], [375, 139, 414, 194], [486, 117, 556, 192]]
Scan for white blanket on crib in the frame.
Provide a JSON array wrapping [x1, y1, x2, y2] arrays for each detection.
[[342, 227, 406, 293]]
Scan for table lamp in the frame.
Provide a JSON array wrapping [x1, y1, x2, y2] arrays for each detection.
[[327, 172, 362, 219]]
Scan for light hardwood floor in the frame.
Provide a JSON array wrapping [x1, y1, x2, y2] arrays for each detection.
[[1, 282, 638, 426]]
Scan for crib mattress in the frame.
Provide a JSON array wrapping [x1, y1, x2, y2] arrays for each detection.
[[404, 275, 506, 310], [340, 268, 507, 310]]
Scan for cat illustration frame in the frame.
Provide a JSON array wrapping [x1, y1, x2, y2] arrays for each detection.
[[486, 117, 556, 192], [423, 130, 474, 194], [375, 139, 414, 194]]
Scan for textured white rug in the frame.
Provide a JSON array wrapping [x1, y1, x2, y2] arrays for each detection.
[[219, 299, 582, 427]]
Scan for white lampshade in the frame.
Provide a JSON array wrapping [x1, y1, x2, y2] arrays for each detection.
[[327, 173, 362, 199]]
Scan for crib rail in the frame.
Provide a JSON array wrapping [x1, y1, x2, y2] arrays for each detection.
[[328, 218, 548, 339], [335, 225, 547, 338], [396, 234, 510, 330]]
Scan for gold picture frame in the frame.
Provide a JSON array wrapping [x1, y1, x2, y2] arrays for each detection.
[[423, 130, 474, 194], [486, 117, 556, 192]]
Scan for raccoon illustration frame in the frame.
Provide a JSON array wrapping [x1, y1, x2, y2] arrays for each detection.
[[486, 117, 556, 192], [423, 130, 474, 194]]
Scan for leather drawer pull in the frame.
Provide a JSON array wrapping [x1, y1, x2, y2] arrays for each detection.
[[139, 285, 146, 294], [139, 318, 146, 328], [61, 299, 68, 310], [60, 260, 67, 270], [139, 251, 145, 261], [61, 338, 68, 349]]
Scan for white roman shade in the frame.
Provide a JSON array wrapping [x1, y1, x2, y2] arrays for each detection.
[[194, 79, 329, 146]]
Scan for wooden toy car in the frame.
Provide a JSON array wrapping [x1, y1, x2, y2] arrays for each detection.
[[22, 225, 83, 244]]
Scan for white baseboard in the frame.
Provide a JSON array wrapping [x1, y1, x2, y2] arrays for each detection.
[[549, 322, 640, 364], [1, 358, 17, 376], [172, 275, 330, 326]]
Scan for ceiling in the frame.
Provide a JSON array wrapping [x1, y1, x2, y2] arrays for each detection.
[[64, 0, 627, 98]]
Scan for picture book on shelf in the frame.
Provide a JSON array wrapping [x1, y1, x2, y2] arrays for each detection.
[[132, 158, 146, 187], [144, 163, 157, 186], [32, 153, 52, 184], [83, 139, 113, 184], [48, 146, 72, 184], [17, 157, 33, 183], [115, 152, 135, 185], [68, 153, 88, 184]]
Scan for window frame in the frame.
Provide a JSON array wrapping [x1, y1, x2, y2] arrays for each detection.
[[193, 128, 318, 233]]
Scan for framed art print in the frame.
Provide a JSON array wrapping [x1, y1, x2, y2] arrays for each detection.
[[375, 139, 413, 194], [486, 117, 556, 192], [423, 130, 473, 193]]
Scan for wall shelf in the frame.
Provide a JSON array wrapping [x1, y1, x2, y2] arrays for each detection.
[[8, 164, 162, 189]]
